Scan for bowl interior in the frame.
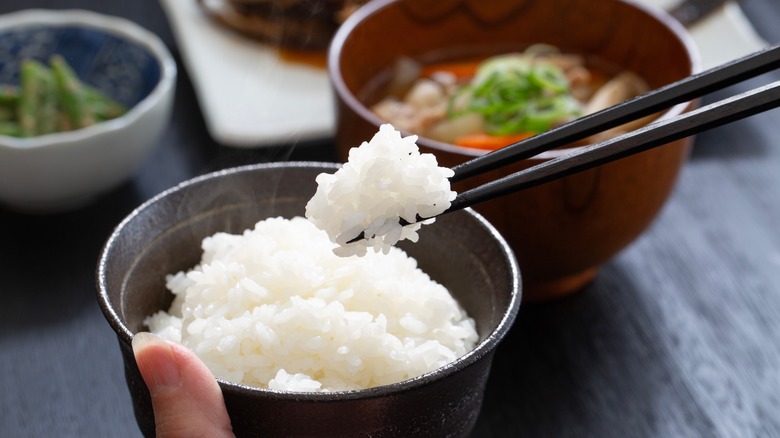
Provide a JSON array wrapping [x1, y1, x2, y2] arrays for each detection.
[[0, 24, 161, 107]]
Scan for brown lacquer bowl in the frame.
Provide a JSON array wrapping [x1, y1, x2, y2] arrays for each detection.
[[96, 162, 521, 437], [329, 0, 701, 300]]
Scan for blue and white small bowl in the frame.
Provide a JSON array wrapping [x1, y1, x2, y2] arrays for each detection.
[[0, 9, 176, 212]]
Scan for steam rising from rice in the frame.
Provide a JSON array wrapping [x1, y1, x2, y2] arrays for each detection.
[[306, 124, 456, 257], [145, 217, 478, 392]]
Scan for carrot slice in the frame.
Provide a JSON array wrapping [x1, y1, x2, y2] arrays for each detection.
[[421, 60, 482, 79], [454, 132, 535, 150]]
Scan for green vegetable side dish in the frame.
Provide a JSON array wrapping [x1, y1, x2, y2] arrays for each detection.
[[448, 54, 583, 135], [0, 55, 127, 138]]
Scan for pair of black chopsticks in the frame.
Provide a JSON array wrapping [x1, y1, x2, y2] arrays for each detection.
[[444, 42, 780, 215], [347, 43, 780, 244]]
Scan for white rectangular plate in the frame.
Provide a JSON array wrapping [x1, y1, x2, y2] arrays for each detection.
[[639, 0, 767, 70], [159, 0, 335, 148]]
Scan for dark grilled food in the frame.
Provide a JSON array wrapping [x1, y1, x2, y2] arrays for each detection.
[[199, 0, 368, 50]]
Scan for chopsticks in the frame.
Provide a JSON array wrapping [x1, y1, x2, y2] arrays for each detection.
[[444, 42, 780, 215]]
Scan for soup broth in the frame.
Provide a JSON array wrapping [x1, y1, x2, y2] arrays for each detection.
[[364, 45, 652, 150]]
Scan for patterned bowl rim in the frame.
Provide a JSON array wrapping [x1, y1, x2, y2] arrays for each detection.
[[0, 9, 177, 149]]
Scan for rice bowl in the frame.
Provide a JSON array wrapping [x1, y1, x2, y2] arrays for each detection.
[[97, 162, 520, 436]]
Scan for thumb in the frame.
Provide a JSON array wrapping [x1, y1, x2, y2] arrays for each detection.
[[132, 332, 234, 438]]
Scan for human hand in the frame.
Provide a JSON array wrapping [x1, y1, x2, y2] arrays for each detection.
[[132, 332, 235, 438]]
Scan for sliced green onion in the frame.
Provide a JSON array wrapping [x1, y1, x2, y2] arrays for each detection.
[[447, 48, 583, 135], [522, 95, 582, 132], [528, 64, 568, 93]]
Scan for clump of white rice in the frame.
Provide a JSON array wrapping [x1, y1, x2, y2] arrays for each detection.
[[145, 216, 478, 392], [306, 123, 456, 257]]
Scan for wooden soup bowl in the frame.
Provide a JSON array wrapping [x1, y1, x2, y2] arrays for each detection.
[[329, 0, 700, 300]]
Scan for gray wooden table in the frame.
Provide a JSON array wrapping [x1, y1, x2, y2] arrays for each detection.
[[1, 0, 778, 436]]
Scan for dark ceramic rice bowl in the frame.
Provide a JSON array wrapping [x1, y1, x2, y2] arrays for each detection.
[[96, 162, 521, 437]]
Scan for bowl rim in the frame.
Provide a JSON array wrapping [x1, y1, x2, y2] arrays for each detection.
[[328, 0, 703, 160], [0, 8, 177, 149], [96, 161, 522, 401]]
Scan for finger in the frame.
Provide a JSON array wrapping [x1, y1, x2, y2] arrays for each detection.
[[132, 332, 234, 438]]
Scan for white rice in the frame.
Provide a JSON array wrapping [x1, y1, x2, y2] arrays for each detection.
[[145, 216, 478, 392], [306, 123, 456, 257]]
